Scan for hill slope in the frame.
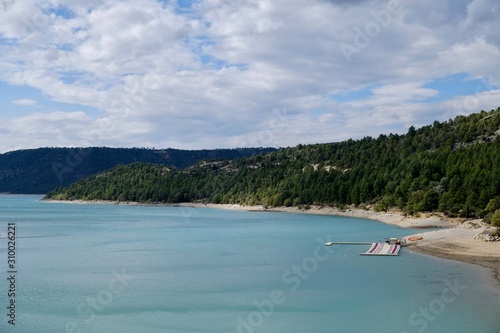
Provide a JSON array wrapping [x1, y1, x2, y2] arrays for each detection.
[[0, 147, 275, 194], [45, 109, 500, 218]]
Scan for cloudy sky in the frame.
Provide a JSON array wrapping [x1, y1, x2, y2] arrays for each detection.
[[0, 0, 499, 153]]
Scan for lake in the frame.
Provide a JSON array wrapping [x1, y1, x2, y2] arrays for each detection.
[[0, 195, 499, 332]]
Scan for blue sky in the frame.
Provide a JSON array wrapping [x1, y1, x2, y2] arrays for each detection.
[[44, 4, 75, 19], [423, 73, 498, 103], [330, 74, 499, 104], [0, 82, 101, 120], [0, 0, 499, 153]]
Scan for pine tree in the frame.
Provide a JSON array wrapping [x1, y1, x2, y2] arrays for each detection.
[[491, 210, 500, 232]]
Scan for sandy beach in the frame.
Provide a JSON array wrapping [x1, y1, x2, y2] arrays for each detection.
[[403, 222, 500, 287], [44, 199, 500, 286]]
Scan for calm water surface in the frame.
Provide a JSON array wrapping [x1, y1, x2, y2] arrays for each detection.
[[0, 195, 499, 333]]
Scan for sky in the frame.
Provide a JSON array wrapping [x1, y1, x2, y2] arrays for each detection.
[[0, 0, 499, 153]]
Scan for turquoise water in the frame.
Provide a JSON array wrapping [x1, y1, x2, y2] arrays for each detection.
[[0, 195, 499, 333]]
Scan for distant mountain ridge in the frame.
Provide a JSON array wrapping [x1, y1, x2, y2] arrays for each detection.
[[45, 108, 500, 219], [0, 147, 275, 194]]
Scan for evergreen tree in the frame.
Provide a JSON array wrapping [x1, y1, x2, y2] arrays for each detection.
[[44, 108, 500, 219]]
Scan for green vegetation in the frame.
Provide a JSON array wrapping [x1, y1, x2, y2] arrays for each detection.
[[45, 109, 500, 219], [491, 210, 500, 232], [0, 147, 274, 194]]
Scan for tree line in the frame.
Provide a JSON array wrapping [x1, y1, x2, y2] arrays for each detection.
[[0, 147, 274, 194], [45, 108, 500, 221]]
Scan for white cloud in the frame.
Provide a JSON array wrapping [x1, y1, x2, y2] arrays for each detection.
[[437, 37, 500, 84], [12, 99, 37, 106], [0, 0, 499, 153], [0, 111, 93, 151]]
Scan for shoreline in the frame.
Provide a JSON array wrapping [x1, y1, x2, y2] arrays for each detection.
[[43, 199, 460, 228], [408, 244, 500, 288], [43, 199, 500, 287], [185, 203, 500, 287], [405, 226, 500, 288]]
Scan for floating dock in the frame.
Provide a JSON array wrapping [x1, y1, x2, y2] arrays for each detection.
[[324, 240, 401, 256], [360, 242, 400, 256]]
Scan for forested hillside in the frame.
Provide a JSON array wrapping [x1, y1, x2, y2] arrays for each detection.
[[46, 109, 500, 218], [0, 147, 275, 194]]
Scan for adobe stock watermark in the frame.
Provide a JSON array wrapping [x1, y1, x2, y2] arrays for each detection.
[[111, 71, 163, 120], [401, 277, 467, 333], [237, 107, 290, 148], [340, 0, 403, 63], [15, 4, 52, 55], [236, 236, 337, 333], [178, 205, 203, 226], [65, 267, 135, 333], [51, 148, 93, 182], [100, 71, 163, 147], [51, 70, 164, 183]]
